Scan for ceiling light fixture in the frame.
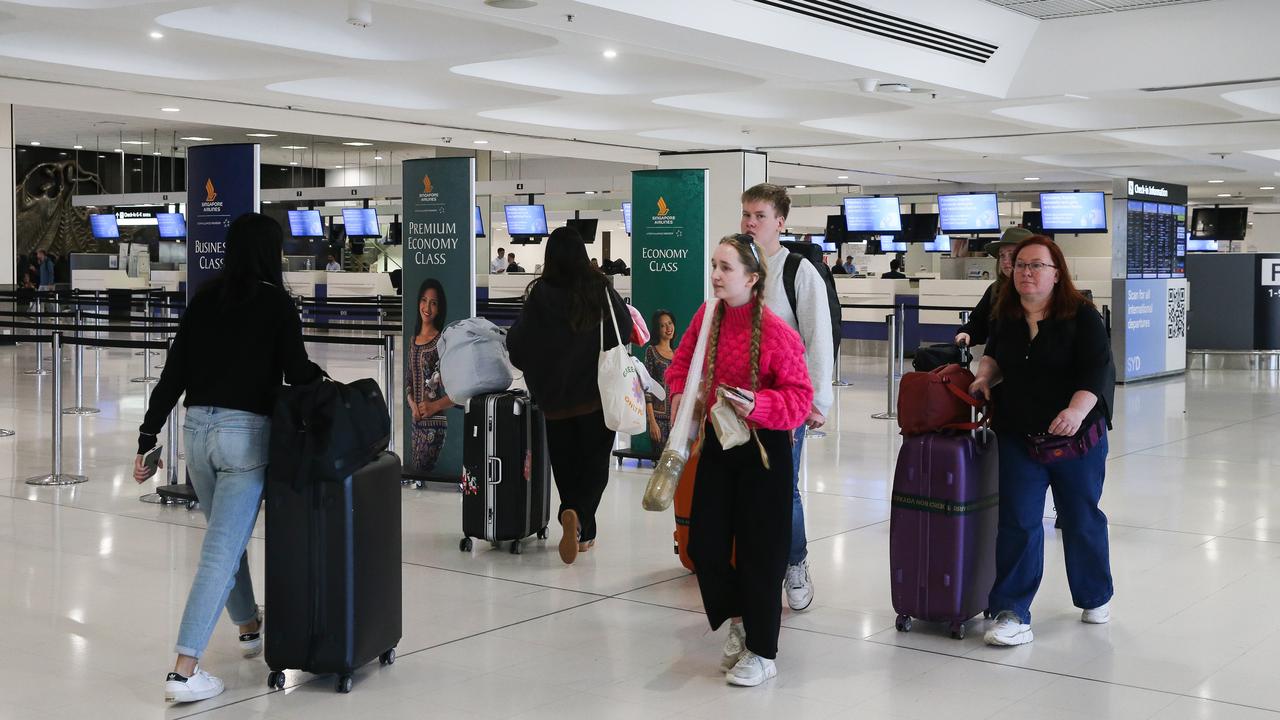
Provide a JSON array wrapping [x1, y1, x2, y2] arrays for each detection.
[[334, 165, 344, 169], [1207, 179, 1225, 184], [603, 49, 618, 59], [160, 107, 181, 112], [181, 136, 212, 141], [1023, 177, 1040, 181], [502, 150, 511, 154], [114, 148, 124, 153], [153, 151, 162, 156], [837, 175, 849, 180], [150, 31, 164, 39], [585, 191, 595, 195], [794, 185, 807, 189], [73, 145, 83, 149], [246, 133, 278, 138], [342, 141, 373, 146], [120, 140, 150, 145], [1262, 186, 1276, 190], [29, 141, 40, 146], [288, 161, 299, 166], [474, 140, 489, 145], [281, 145, 307, 150], [1217, 193, 1232, 197], [373, 155, 383, 160], [484, 0, 538, 9]]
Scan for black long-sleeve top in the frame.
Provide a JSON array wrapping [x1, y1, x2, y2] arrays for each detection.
[[506, 279, 630, 420], [136, 282, 323, 453], [985, 302, 1115, 436], [957, 280, 998, 345]]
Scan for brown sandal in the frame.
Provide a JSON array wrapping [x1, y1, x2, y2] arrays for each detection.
[[559, 509, 580, 565]]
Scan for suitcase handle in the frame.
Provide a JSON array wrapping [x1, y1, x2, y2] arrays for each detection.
[[488, 456, 503, 485]]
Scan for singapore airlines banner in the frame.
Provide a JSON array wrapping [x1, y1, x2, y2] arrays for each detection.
[[629, 169, 709, 455], [185, 144, 260, 300], [401, 157, 476, 482]]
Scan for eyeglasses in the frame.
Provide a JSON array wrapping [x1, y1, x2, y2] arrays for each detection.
[[1014, 261, 1056, 274]]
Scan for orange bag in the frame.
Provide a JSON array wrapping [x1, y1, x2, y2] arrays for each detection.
[[672, 446, 701, 572]]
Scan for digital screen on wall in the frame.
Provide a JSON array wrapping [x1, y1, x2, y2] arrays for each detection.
[[475, 205, 485, 238], [843, 197, 902, 233], [341, 207, 380, 238], [900, 213, 940, 241], [90, 214, 120, 239], [156, 212, 186, 238], [504, 204, 548, 237], [1040, 192, 1108, 233], [924, 235, 952, 253], [622, 201, 632, 235], [1191, 207, 1247, 240], [1186, 239, 1219, 252], [938, 193, 999, 234], [288, 210, 323, 238]]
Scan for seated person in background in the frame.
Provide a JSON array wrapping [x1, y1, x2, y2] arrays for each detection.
[[506, 253, 526, 273], [491, 247, 508, 274], [841, 256, 856, 274], [324, 254, 342, 272], [881, 256, 907, 279]]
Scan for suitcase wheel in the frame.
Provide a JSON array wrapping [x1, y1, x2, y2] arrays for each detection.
[[414, 480, 426, 490], [336, 674, 353, 694], [895, 615, 912, 633], [380, 648, 396, 666], [267, 670, 286, 690], [536, 527, 548, 540], [950, 623, 966, 640], [459, 537, 473, 552], [510, 540, 522, 555]]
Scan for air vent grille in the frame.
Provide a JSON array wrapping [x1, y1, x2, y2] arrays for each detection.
[[751, 0, 998, 63]]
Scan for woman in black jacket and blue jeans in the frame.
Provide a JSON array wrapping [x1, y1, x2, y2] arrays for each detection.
[[507, 226, 630, 565], [133, 213, 323, 703]]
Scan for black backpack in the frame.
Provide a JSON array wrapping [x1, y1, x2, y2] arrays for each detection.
[[269, 377, 391, 490], [780, 241, 842, 364]]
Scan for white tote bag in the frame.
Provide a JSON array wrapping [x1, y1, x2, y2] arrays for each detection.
[[598, 288, 647, 434]]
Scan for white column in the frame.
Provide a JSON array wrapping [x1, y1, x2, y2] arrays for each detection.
[[1, 105, 13, 285], [657, 151, 766, 240]]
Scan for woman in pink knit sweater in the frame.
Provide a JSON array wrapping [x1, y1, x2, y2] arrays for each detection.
[[665, 234, 814, 687]]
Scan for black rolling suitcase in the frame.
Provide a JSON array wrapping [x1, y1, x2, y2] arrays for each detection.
[[264, 451, 402, 694], [460, 391, 551, 555]]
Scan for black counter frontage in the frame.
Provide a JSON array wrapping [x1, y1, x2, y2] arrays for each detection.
[[1185, 253, 1280, 350]]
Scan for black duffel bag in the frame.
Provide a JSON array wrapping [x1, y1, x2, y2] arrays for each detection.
[[269, 377, 391, 489], [912, 343, 968, 372]]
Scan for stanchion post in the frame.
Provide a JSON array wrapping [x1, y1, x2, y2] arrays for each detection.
[[895, 302, 906, 380], [24, 296, 49, 376], [25, 332, 87, 486], [871, 313, 898, 420], [369, 295, 385, 360], [383, 334, 395, 453], [132, 325, 160, 383], [64, 308, 100, 415]]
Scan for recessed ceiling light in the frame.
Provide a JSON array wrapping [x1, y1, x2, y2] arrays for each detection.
[[149, 31, 164, 39], [474, 140, 489, 145], [373, 155, 383, 160], [603, 49, 618, 59], [59, 152, 67, 156], [73, 145, 83, 149], [585, 191, 596, 195], [281, 145, 307, 150], [29, 141, 40, 146], [794, 185, 806, 189], [334, 165, 344, 169], [114, 148, 124, 153], [288, 161, 299, 166], [120, 140, 150, 145], [502, 150, 511, 154], [1261, 186, 1276, 190], [837, 175, 849, 180], [1023, 177, 1040, 181], [1208, 179, 1225, 184], [152, 151, 162, 156], [263, 200, 272, 204], [1217, 193, 1232, 197], [160, 107, 181, 112], [181, 136, 212, 141], [246, 133, 277, 138], [342, 141, 373, 146]]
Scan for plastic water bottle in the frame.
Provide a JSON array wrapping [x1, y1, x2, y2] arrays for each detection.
[[642, 447, 686, 511]]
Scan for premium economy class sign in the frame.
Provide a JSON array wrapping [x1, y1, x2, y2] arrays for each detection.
[[185, 144, 260, 300], [401, 157, 475, 482], [629, 168, 708, 455]]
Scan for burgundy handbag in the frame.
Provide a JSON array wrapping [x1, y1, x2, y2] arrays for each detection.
[[1026, 418, 1105, 464], [897, 364, 985, 435]]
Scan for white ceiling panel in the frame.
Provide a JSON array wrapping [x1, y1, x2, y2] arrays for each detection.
[[638, 125, 853, 149], [1102, 123, 1280, 147], [992, 98, 1239, 129], [1023, 151, 1188, 167], [1089, 163, 1247, 180], [0, 30, 316, 81], [266, 76, 557, 112], [881, 157, 1042, 174], [452, 50, 760, 96], [157, 1, 558, 63], [652, 88, 907, 121], [1221, 86, 1280, 115], [479, 102, 692, 132], [929, 134, 1126, 155], [786, 143, 980, 163], [2, 0, 157, 7], [981, 0, 1212, 19], [804, 112, 1031, 140]]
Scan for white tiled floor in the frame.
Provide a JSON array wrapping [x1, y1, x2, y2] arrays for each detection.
[[2, 335, 1280, 719]]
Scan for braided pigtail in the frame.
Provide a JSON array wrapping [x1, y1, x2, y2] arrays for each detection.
[[697, 301, 726, 415], [749, 297, 763, 392]]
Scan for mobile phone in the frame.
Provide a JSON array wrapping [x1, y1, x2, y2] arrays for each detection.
[[721, 386, 753, 405], [142, 445, 163, 473]]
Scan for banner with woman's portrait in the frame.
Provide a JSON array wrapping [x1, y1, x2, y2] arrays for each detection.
[[401, 157, 475, 482]]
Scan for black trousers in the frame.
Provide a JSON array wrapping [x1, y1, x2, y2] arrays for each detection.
[[689, 423, 793, 660], [544, 409, 614, 542]]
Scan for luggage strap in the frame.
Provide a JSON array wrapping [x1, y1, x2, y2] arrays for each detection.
[[891, 491, 999, 516], [936, 374, 988, 431]]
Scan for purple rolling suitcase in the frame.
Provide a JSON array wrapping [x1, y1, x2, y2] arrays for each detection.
[[889, 428, 998, 639]]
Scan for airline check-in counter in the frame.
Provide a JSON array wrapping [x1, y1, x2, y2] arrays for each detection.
[[481, 272, 632, 303]]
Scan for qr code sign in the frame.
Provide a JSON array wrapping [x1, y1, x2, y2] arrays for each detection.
[[1167, 287, 1187, 340]]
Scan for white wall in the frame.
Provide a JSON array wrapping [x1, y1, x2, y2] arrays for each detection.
[[1245, 213, 1280, 253], [1, 105, 12, 285]]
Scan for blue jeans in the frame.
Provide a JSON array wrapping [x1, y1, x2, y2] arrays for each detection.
[[987, 431, 1113, 625], [788, 426, 807, 565], [174, 407, 270, 658]]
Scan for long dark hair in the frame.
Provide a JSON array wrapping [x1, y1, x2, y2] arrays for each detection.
[[414, 278, 447, 337], [994, 235, 1093, 322], [649, 309, 677, 350], [206, 212, 284, 307], [535, 226, 609, 332]]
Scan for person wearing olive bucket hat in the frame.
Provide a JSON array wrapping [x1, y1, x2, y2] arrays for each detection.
[[955, 226, 1035, 348]]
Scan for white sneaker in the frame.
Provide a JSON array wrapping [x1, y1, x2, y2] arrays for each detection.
[[1081, 603, 1111, 624], [984, 611, 1034, 647], [164, 666, 225, 703], [239, 611, 263, 658], [720, 622, 746, 671], [726, 650, 776, 687], [784, 561, 814, 611]]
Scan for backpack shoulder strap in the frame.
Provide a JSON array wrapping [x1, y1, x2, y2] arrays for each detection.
[[783, 253, 801, 321]]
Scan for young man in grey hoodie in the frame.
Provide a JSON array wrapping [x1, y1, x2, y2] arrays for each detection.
[[741, 184, 834, 610]]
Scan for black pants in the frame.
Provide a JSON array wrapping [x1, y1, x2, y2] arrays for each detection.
[[689, 423, 793, 660], [544, 409, 614, 542]]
